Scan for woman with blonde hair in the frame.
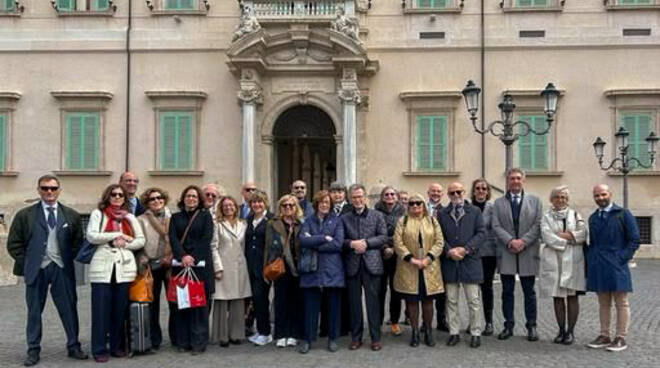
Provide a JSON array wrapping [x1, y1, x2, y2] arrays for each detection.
[[393, 193, 444, 348], [265, 194, 304, 348], [540, 185, 587, 345]]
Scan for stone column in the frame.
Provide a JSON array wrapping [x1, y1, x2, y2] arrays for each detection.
[[338, 68, 361, 186], [237, 69, 262, 184]]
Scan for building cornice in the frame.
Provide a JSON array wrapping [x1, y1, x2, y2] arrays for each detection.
[[50, 91, 113, 100], [604, 89, 660, 98], [145, 91, 208, 100]]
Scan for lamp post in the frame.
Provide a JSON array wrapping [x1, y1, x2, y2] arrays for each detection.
[[592, 127, 659, 209], [461, 80, 560, 174]]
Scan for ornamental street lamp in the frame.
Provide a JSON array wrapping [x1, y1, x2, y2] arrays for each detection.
[[592, 127, 659, 209], [461, 80, 560, 174]]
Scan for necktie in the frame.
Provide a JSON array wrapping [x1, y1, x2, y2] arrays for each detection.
[[47, 207, 56, 229], [454, 205, 461, 219], [599, 210, 604, 219]]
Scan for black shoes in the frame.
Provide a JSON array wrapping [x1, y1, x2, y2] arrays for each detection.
[[410, 328, 420, 347], [527, 327, 539, 342], [562, 331, 574, 345], [298, 342, 310, 354], [483, 322, 494, 336], [553, 329, 565, 344], [446, 335, 460, 346], [67, 348, 88, 360], [470, 336, 481, 348], [423, 326, 436, 347], [498, 328, 513, 340], [23, 353, 39, 367]]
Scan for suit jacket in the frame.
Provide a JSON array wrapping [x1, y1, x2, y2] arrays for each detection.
[[134, 199, 146, 217], [7, 202, 83, 286], [244, 212, 274, 280], [491, 192, 543, 276], [341, 208, 388, 277]]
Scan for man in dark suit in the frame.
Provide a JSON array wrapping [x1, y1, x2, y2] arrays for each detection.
[[7, 174, 88, 366], [239, 181, 257, 220], [119, 171, 145, 216], [342, 184, 388, 351]]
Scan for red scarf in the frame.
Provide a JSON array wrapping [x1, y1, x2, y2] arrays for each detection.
[[103, 206, 134, 236]]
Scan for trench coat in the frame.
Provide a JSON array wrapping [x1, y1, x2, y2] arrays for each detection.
[[211, 220, 251, 300]]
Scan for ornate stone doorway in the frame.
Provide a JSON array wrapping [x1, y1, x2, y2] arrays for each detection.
[[273, 105, 337, 199]]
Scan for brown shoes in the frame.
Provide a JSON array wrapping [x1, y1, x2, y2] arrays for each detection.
[[370, 342, 382, 351], [348, 341, 362, 350], [391, 323, 402, 336]]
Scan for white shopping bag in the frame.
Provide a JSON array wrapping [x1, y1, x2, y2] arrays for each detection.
[[176, 284, 191, 309]]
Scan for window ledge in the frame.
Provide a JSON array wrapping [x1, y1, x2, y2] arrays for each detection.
[[403, 8, 462, 14], [502, 7, 563, 13], [53, 170, 112, 176], [0, 92, 21, 101], [150, 10, 208, 16], [399, 91, 462, 101], [607, 171, 660, 176], [148, 170, 204, 176], [56, 11, 115, 17], [605, 5, 660, 11], [0, 12, 22, 17], [403, 171, 460, 177], [525, 171, 564, 177], [145, 91, 208, 100], [0, 171, 19, 177], [604, 88, 660, 98], [51, 91, 114, 101]]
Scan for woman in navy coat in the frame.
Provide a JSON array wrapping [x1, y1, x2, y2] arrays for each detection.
[[297, 190, 345, 354]]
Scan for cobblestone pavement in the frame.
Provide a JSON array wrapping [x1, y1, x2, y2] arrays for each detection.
[[1, 260, 659, 368]]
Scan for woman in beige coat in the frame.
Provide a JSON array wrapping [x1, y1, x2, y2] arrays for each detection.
[[209, 196, 251, 346], [393, 193, 444, 347], [540, 185, 587, 345]]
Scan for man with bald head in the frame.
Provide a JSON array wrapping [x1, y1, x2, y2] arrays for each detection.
[[586, 184, 640, 352], [437, 182, 486, 348], [120, 172, 145, 216], [426, 183, 448, 332]]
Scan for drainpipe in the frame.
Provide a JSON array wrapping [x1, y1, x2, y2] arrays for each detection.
[[480, 0, 485, 179], [124, 0, 133, 171]]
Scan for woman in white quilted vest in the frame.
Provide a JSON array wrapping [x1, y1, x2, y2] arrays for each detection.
[[540, 185, 587, 346], [86, 184, 145, 362]]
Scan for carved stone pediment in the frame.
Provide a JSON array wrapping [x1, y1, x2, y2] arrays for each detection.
[[226, 28, 378, 77]]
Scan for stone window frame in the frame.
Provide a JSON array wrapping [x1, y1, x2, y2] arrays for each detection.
[[0, 1, 24, 17], [500, 0, 565, 13], [145, 0, 210, 16], [604, 0, 660, 11], [51, 91, 113, 176], [605, 88, 660, 174], [402, 0, 464, 14], [145, 90, 207, 176], [0, 92, 20, 176], [51, 0, 117, 17], [504, 89, 564, 177], [399, 91, 461, 177]]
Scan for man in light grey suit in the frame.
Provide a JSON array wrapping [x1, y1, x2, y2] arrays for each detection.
[[491, 168, 542, 342]]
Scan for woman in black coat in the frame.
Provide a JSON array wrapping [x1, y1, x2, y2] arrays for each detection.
[[169, 185, 216, 355]]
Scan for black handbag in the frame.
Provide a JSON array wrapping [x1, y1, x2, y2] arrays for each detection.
[[75, 213, 103, 264]]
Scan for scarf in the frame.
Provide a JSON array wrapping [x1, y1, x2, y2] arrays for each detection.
[[145, 209, 171, 258], [103, 205, 134, 236], [551, 207, 569, 221]]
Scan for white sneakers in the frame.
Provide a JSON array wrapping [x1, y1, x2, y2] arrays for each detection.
[[287, 338, 297, 346], [276, 338, 287, 348], [254, 335, 273, 346], [247, 333, 259, 344], [275, 337, 297, 347]]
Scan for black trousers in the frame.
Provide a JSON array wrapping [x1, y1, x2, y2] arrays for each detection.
[[303, 287, 341, 343], [172, 290, 211, 351], [273, 271, 302, 339], [25, 263, 81, 355], [501, 274, 537, 329], [480, 256, 497, 324], [150, 266, 176, 347], [249, 274, 272, 336], [379, 256, 403, 325], [319, 287, 350, 337], [435, 292, 446, 324], [347, 265, 382, 343], [91, 270, 129, 357]]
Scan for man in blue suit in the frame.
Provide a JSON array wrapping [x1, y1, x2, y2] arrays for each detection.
[[7, 174, 88, 366]]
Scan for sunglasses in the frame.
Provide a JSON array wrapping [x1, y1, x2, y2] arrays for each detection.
[[448, 190, 464, 196], [148, 195, 164, 202], [40, 186, 59, 192], [475, 186, 488, 191], [281, 203, 296, 209], [408, 201, 424, 207], [205, 193, 217, 198], [110, 192, 125, 198], [245, 188, 257, 192], [383, 192, 397, 197]]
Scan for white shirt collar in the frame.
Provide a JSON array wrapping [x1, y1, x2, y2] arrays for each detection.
[[600, 203, 614, 212]]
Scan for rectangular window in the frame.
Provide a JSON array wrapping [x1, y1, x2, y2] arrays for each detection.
[[415, 115, 447, 171], [617, 0, 652, 5], [1, 0, 15, 12], [92, 0, 109, 11], [0, 113, 6, 171], [620, 112, 653, 168], [160, 111, 194, 170], [65, 112, 99, 170], [416, 0, 448, 8], [516, 0, 549, 6], [517, 115, 549, 171], [57, 0, 74, 11], [165, 0, 195, 10]]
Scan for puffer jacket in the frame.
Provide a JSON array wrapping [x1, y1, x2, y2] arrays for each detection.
[[341, 208, 388, 277], [298, 212, 345, 288]]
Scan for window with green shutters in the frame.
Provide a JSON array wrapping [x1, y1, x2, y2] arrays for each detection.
[[416, 0, 448, 8], [165, 0, 196, 10], [516, 0, 549, 6], [617, 0, 653, 5], [92, 0, 110, 11], [0, 113, 6, 172], [620, 112, 654, 168], [65, 112, 100, 170], [415, 115, 447, 171], [1, 0, 15, 12], [159, 111, 194, 170], [56, 0, 74, 11], [517, 115, 550, 171]]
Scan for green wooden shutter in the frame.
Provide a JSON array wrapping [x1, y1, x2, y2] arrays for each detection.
[[181, 0, 195, 9], [82, 114, 99, 169], [166, 0, 195, 9], [417, 0, 447, 7], [3, 0, 15, 11], [416, 115, 447, 171], [160, 112, 194, 170], [621, 113, 653, 167], [432, 116, 447, 170], [416, 116, 431, 170], [66, 113, 99, 170], [618, 0, 652, 5], [518, 115, 549, 171], [93, 0, 109, 11], [0, 114, 6, 172], [57, 0, 74, 11], [517, 0, 548, 6]]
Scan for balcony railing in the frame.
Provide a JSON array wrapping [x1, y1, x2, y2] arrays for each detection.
[[242, 0, 356, 21]]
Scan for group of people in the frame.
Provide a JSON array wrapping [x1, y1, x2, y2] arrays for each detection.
[[6, 168, 641, 366]]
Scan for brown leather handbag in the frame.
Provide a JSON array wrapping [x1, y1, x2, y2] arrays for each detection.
[[263, 257, 285, 281]]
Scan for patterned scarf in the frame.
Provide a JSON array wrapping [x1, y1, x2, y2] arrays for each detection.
[[103, 205, 134, 236]]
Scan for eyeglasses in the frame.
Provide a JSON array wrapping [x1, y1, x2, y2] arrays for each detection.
[[474, 186, 488, 191], [408, 201, 424, 207], [148, 195, 164, 202], [281, 203, 296, 209], [448, 190, 464, 196], [205, 193, 217, 198], [110, 192, 125, 198], [185, 194, 198, 199], [383, 192, 397, 197], [39, 186, 59, 192], [293, 186, 306, 190], [245, 188, 257, 193]]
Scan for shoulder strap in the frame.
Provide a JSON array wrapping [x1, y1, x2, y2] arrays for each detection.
[[180, 210, 200, 247]]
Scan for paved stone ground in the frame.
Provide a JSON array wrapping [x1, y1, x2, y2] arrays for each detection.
[[1, 260, 659, 368]]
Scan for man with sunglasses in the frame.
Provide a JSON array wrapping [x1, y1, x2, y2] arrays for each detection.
[[291, 180, 314, 218], [239, 182, 258, 220], [202, 183, 222, 218], [7, 175, 88, 366], [491, 168, 543, 342], [119, 172, 145, 216], [437, 182, 486, 348]]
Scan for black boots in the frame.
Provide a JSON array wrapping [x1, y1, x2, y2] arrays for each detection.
[[410, 327, 420, 347], [423, 325, 436, 347]]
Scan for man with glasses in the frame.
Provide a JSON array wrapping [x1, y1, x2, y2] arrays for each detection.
[[119, 172, 145, 216], [341, 184, 388, 351], [7, 175, 88, 366], [239, 182, 258, 220], [426, 183, 449, 332], [291, 180, 314, 218], [491, 168, 543, 342], [202, 183, 222, 218], [437, 182, 486, 348]]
